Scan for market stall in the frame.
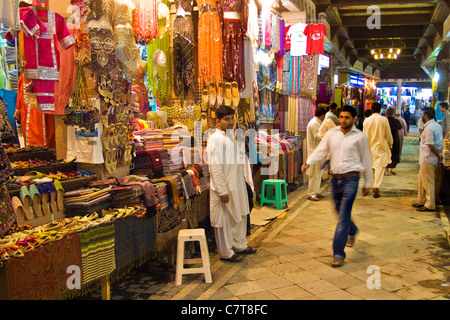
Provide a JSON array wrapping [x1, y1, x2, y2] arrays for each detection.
[[0, 0, 342, 299]]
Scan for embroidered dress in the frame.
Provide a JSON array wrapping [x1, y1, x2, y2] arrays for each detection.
[[132, 0, 158, 43], [222, 0, 247, 91], [198, 0, 223, 88], [113, 0, 140, 82], [6, 7, 75, 112], [87, 27, 118, 75], [173, 0, 195, 97], [16, 75, 55, 148]]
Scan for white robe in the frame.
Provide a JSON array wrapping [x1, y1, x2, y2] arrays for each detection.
[[306, 117, 324, 177], [363, 113, 393, 168], [206, 129, 253, 228]]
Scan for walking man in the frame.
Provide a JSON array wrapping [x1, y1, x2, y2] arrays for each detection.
[[302, 105, 372, 267], [306, 107, 327, 201], [439, 101, 449, 139], [363, 102, 393, 198], [206, 105, 256, 263], [413, 107, 443, 212]]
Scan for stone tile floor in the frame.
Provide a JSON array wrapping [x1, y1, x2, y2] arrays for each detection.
[[78, 130, 450, 301]]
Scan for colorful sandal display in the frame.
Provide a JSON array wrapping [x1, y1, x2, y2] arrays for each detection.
[[29, 184, 43, 217], [19, 186, 34, 220]]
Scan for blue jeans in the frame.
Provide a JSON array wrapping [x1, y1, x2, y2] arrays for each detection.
[[331, 176, 360, 260]]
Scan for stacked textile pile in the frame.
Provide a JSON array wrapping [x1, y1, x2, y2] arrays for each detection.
[[159, 149, 170, 175], [109, 185, 144, 208], [133, 129, 163, 151], [166, 173, 184, 199], [153, 182, 169, 211], [197, 163, 210, 192], [64, 188, 112, 217]]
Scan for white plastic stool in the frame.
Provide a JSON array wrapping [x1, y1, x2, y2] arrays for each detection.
[[175, 228, 212, 285]]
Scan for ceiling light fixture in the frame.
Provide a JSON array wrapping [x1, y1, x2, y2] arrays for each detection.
[[367, 39, 405, 67]]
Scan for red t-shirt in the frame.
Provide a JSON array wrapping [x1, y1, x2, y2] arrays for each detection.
[[284, 25, 292, 51], [303, 23, 327, 54]]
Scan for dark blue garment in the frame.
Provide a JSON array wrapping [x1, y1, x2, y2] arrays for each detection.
[[331, 175, 360, 260]]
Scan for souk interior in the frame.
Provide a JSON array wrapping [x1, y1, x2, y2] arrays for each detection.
[[0, 0, 445, 300]]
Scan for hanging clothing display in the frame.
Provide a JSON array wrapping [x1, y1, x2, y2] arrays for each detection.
[[16, 75, 55, 148], [1, 0, 20, 30], [6, 6, 76, 112], [222, 0, 247, 91], [132, 0, 158, 43], [173, 0, 195, 97], [113, 0, 140, 82], [300, 54, 319, 99], [287, 21, 307, 57], [148, 0, 171, 105], [197, 0, 223, 88], [303, 23, 326, 55]]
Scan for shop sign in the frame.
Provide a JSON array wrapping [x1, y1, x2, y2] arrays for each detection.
[[350, 75, 365, 87]]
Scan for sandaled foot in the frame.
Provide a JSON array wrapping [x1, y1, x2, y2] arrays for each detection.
[[346, 236, 355, 247], [220, 253, 243, 263], [308, 196, 319, 201], [236, 246, 257, 255], [331, 258, 344, 267]]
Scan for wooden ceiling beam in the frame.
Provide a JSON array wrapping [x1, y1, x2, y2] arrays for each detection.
[[329, 0, 437, 7], [340, 14, 432, 26], [347, 25, 425, 39]]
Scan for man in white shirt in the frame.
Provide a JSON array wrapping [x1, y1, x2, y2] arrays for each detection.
[[305, 107, 327, 201], [363, 102, 393, 198], [413, 107, 443, 212], [206, 106, 256, 263], [302, 105, 372, 267]]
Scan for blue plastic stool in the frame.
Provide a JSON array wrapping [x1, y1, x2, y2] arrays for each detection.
[[260, 179, 288, 209]]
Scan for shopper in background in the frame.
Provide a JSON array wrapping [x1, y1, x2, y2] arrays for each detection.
[[363, 102, 393, 198], [413, 107, 443, 212], [302, 105, 372, 267], [385, 108, 403, 175], [404, 107, 411, 132], [355, 109, 372, 132], [305, 107, 327, 201], [206, 105, 256, 263], [439, 101, 449, 139], [395, 109, 408, 159]]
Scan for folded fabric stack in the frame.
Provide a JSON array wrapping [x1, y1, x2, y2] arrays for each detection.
[[197, 163, 210, 192], [159, 149, 170, 175], [134, 129, 164, 151], [64, 188, 112, 217], [109, 185, 144, 208], [166, 173, 184, 199], [153, 182, 169, 211], [133, 151, 153, 177]]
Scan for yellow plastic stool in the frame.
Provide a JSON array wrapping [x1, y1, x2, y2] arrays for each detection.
[[175, 228, 212, 285], [260, 179, 288, 209]]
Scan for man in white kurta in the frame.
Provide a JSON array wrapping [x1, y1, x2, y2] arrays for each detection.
[[206, 106, 255, 262], [363, 102, 393, 198], [306, 107, 326, 200]]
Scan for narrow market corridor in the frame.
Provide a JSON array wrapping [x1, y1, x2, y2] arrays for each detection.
[[80, 127, 450, 300]]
